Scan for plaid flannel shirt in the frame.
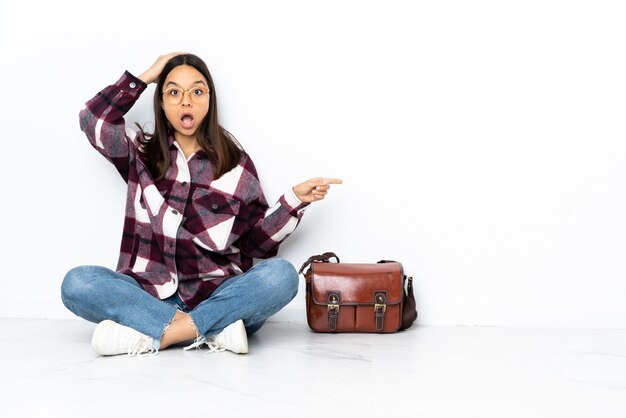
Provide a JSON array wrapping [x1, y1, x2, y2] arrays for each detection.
[[79, 71, 309, 309]]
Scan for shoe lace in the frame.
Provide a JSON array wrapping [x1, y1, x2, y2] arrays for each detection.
[[128, 337, 158, 357], [204, 341, 226, 354], [184, 336, 207, 351], [183, 336, 225, 355]]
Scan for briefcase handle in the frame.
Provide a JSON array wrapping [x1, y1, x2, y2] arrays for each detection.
[[298, 251, 340, 274]]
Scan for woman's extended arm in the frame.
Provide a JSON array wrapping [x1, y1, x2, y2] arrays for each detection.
[[235, 157, 342, 258]]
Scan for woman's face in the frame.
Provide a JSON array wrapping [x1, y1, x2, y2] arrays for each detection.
[[161, 65, 210, 139]]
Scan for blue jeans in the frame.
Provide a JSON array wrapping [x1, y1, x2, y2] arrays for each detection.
[[61, 258, 299, 349]]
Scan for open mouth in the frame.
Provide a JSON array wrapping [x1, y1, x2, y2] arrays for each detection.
[[181, 113, 195, 130]]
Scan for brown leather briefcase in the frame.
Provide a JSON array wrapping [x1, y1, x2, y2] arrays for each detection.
[[299, 252, 417, 333]]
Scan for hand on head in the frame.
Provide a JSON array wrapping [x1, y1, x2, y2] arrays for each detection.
[[138, 52, 187, 85]]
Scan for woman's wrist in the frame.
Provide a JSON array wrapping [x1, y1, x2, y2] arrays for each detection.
[[137, 71, 155, 85]]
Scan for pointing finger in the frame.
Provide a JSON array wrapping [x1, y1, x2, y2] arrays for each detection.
[[321, 178, 343, 185], [309, 178, 343, 186]]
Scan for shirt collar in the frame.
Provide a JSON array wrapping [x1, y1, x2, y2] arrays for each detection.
[[167, 134, 176, 149], [168, 134, 208, 159]]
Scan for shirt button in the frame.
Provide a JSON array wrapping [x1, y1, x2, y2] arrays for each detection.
[[129, 82, 136, 88], [211, 204, 219, 210], [182, 181, 187, 186], [172, 209, 178, 215]]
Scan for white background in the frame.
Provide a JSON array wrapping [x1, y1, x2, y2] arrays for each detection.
[[1, 0, 624, 328]]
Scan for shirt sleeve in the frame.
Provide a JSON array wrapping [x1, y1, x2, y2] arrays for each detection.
[[78, 71, 147, 182], [235, 155, 310, 259]]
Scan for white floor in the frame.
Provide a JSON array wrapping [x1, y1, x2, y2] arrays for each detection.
[[2, 319, 626, 418]]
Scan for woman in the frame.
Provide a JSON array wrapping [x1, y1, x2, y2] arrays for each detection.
[[61, 52, 341, 356]]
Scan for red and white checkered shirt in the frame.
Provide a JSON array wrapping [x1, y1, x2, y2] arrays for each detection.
[[79, 71, 309, 309]]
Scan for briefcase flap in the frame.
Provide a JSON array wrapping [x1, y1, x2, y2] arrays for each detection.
[[310, 262, 403, 305]]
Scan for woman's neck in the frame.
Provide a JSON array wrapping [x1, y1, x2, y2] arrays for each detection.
[[174, 133, 200, 160]]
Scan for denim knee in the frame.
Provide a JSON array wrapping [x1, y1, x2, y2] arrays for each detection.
[[260, 258, 299, 301], [61, 265, 111, 307], [61, 266, 93, 306]]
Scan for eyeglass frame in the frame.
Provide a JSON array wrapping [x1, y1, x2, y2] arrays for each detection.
[[161, 85, 211, 104]]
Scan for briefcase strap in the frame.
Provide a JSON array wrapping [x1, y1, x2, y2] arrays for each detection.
[[374, 291, 387, 331], [326, 292, 341, 332], [298, 252, 340, 274]]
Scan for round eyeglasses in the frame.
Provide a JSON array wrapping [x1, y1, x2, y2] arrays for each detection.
[[162, 86, 210, 105]]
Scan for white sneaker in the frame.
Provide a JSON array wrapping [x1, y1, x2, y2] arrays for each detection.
[[91, 320, 157, 356], [184, 319, 248, 354]]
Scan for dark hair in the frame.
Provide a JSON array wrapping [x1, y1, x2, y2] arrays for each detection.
[[137, 54, 242, 182]]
